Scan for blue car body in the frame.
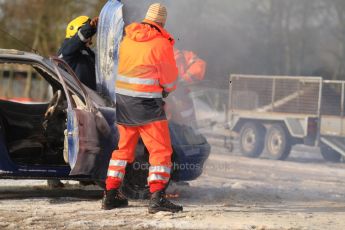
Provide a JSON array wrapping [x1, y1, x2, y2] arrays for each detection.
[[0, 51, 210, 185], [0, 1, 210, 194]]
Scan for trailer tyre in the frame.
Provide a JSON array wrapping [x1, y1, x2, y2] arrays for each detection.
[[239, 122, 265, 158], [320, 145, 341, 163], [265, 124, 292, 160]]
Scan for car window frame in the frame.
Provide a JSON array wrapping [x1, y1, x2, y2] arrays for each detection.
[[0, 59, 61, 102], [49, 57, 95, 112]]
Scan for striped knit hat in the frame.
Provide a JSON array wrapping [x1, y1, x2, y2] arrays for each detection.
[[145, 3, 167, 26]]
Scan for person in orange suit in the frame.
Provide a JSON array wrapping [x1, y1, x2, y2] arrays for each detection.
[[102, 3, 183, 214], [174, 49, 206, 84], [166, 49, 206, 127]]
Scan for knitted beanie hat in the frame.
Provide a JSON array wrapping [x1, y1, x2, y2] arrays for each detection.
[[145, 3, 167, 26]]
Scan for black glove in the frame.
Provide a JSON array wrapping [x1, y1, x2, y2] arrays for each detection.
[[162, 91, 169, 98], [79, 21, 97, 40]]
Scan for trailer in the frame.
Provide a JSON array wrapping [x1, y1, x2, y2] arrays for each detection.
[[227, 74, 345, 162]]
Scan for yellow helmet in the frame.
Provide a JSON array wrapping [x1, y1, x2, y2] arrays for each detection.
[[65, 16, 90, 39]]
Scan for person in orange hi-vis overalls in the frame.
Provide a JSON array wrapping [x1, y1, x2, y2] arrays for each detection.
[[102, 3, 183, 214], [175, 50, 206, 84], [166, 49, 206, 127]]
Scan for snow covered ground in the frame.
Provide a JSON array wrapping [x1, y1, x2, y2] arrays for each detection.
[[1, 140, 345, 230]]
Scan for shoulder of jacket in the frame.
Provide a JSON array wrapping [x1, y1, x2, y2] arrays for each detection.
[[152, 36, 173, 48]]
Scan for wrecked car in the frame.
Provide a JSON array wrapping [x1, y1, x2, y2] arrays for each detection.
[[0, 49, 210, 198]]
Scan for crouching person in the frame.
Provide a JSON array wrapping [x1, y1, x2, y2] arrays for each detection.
[[102, 3, 183, 214]]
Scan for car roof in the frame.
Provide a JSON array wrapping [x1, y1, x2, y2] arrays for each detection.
[[0, 49, 47, 62], [0, 48, 83, 95], [0, 49, 108, 107]]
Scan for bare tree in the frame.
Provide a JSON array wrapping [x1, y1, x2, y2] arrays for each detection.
[[2, 0, 345, 85]]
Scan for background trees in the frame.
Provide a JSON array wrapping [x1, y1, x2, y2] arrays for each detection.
[[0, 0, 106, 55], [1, 0, 345, 86]]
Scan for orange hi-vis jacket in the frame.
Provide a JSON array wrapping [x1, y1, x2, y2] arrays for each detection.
[[116, 20, 178, 98], [174, 50, 206, 83]]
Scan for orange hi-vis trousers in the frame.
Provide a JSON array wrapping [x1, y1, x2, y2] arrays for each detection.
[[106, 120, 173, 193]]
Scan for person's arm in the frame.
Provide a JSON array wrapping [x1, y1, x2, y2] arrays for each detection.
[[157, 43, 178, 96], [183, 52, 206, 82], [60, 17, 98, 59]]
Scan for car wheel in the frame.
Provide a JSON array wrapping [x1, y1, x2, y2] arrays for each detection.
[[320, 145, 341, 163], [121, 141, 150, 200], [265, 124, 291, 160], [239, 122, 265, 158], [121, 164, 150, 200], [95, 180, 106, 189]]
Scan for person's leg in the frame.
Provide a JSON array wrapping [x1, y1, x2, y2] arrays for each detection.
[[139, 120, 173, 193], [139, 120, 183, 213], [105, 124, 139, 191], [102, 124, 139, 210]]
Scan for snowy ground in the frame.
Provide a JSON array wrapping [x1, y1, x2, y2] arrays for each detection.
[[1, 139, 345, 229]]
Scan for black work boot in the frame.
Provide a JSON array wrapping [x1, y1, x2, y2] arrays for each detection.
[[102, 189, 128, 210], [148, 190, 183, 214]]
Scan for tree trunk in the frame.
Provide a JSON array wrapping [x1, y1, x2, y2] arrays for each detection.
[[332, 0, 345, 80], [24, 68, 32, 98], [4, 67, 14, 98], [0, 69, 3, 97], [283, 2, 292, 75], [296, 1, 311, 75]]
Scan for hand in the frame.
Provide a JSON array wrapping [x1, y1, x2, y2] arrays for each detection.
[[182, 72, 193, 83], [162, 91, 169, 98], [90, 17, 99, 28]]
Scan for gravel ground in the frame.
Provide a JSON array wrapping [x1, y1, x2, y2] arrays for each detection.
[[1, 145, 345, 230]]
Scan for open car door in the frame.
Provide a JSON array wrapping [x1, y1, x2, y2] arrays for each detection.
[[96, 0, 124, 103], [50, 57, 110, 176]]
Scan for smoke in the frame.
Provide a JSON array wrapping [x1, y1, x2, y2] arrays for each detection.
[[123, 0, 344, 87]]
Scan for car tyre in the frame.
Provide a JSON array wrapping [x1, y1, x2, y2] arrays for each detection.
[[121, 141, 150, 200]]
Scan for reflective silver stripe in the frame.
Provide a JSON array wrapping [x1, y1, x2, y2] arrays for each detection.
[[81, 50, 89, 56], [116, 88, 162, 98], [109, 160, 127, 167], [117, 75, 157, 86], [107, 170, 124, 180], [181, 108, 194, 118], [164, 87, 176, 93], [78, 30, 88, 42], [162, 81, 177, 90], [147, 174, 169, 183], [58, 54, 63, 58], [149, 166, 171, 174]]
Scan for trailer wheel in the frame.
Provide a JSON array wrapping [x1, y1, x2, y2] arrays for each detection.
[[320, 145, 341, 163], [239, 122, 265, 158], [265, 124, 291, 160]]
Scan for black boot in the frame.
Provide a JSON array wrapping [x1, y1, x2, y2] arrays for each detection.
[[148, 190, 183, 214], [102, 189, 128, 210]]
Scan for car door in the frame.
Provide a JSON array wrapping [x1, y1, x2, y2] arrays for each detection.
[[96, 0, 124, 102], [51, 57, 110, 176]]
